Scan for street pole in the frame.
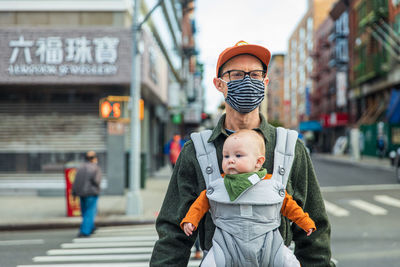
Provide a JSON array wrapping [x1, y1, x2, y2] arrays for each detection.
[[126, 0, 163, 215], [126, 0, 142, 216]]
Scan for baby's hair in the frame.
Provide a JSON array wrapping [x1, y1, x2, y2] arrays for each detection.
[[227, 129, 265, 155]]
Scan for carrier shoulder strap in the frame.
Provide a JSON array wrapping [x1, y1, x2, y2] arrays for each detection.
[[190, 130, 220, 188], [273, 127, 298, 187]]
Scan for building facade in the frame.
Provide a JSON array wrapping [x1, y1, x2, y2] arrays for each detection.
[[0, 0, 202, 193], [260, 54, 286, 126], [285, 0, 338, 129]]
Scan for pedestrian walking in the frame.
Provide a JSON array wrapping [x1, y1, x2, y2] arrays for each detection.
[[150, 41, 334, 266], [72, 151, 102, 237], [165, 133, 185, 169]]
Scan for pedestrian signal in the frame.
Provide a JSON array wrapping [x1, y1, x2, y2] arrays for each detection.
[[99, 96, 129, 122], [99, 96, 144, 123]]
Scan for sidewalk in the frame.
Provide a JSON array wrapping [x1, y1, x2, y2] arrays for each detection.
[[0, 165, 172, 231], [0, 154, 395, 231]]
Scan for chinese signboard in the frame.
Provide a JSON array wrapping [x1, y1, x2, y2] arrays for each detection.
[[0, 28, 131, 84]]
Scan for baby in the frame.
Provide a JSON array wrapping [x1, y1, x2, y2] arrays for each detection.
[[181, 129, 316, 237]]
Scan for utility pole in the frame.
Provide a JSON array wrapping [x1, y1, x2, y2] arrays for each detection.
[[126, 0, 163, 215]]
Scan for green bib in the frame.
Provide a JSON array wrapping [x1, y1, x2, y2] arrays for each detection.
[[223, 168, 267, 201]]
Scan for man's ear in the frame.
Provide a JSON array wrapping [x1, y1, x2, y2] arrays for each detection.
[[255, 155, 265, 169], [213, 77, 226, 94], [264, 76, 269, 88]]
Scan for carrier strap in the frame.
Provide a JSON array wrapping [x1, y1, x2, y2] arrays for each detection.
[[273, 127, 298, 187], [190, 130, 220, 188]]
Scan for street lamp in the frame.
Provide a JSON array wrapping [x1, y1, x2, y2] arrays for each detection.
[[126, 0, 164, 215]]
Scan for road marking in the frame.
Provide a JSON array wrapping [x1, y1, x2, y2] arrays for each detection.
[[18, 261, 202, 267], [0, 239, 44, 246], [348, 199, 388, 215], [324, 200, 350, 217], [73, 236, 158, 243], [47, 247, 153, 255], [374, 195, 400, 208], [34, 252, 199, 263], [321, 184, 400, 193], [95, 226, 155, 233], [61, 241, 155, 248], [33, 254, 151, 262]]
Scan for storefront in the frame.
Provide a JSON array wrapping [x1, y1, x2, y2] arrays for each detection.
[[1, 27, 135, 173]]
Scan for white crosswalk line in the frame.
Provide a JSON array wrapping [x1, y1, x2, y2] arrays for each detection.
[[72, 235, 158, 243], [47, 247, 153, 255], [61, 241, 155, 248], [374, 195, 400, 208], [18, 261, 202, 267], [19, 225, 201, 267], [33, 254, 151, 262], [324, 200, 350, 217], [18, 264, 152, 267], [349, 199, 388, 215], [0, 239, 44, 246], [95, 226, 155, 233]]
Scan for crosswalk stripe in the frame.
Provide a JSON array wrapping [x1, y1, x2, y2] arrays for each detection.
[[349, 199, 388, 215], [95, 226, 155, 233], [324, 200, 350, 217], [33, 254, 151, 262], [21, 225, 201, 267], [61, 241, 155, 248], [0, 239, 44, 246], [18, 261, 202, 267], [73, 236, 158, 243], [374, 195, 400, 208], [34, 252, 200, 263], [47, 247, 153, 255]]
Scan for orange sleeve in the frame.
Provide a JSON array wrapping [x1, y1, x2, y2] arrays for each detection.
[[180, 190, 210, 230], [280, 191, 316, 233]]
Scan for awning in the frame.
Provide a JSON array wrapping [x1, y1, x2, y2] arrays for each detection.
[[299, 120, 322, 132], [386, 89, 400, 124]]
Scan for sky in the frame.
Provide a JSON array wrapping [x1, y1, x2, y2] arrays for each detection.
[[195, 0, 308, 113]]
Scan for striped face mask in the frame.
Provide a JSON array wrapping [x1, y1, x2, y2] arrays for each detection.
[[223, 75, 265, 114]]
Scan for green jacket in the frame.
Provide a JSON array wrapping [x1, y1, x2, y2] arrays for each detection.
[[150, 114, 334, 267]]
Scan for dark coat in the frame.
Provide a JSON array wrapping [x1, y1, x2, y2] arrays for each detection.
[[72, 162, 102, 197]]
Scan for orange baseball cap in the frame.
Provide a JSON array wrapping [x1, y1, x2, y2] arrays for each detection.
[[216, 40, 271, 76]]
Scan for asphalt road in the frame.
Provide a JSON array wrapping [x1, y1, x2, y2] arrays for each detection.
[[0, 228, 77, 267], [1, 157, 399, 267], [312, 156, 400, 267]]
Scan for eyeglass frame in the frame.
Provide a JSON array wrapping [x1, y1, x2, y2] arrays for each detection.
[[219, 69, 267, 82]]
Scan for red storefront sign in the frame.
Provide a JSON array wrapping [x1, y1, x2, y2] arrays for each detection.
[[64, 168, 81, 217], [320, 112, 349, 127]]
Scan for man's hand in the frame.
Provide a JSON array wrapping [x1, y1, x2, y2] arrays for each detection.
[[183, 223, 195, 236]]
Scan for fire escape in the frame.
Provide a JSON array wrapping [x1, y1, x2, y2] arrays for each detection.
[[355, 0, 392, 125]]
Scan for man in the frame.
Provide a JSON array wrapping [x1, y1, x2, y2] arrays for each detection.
[[72, 151, 102, 237], [150, 41, 334, 266]]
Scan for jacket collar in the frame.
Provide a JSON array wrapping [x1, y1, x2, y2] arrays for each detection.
[[208, 113, 274, 143]]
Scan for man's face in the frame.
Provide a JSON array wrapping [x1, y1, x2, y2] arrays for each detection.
[[222, 134, 260, 175], [214, 54, 268, 98]]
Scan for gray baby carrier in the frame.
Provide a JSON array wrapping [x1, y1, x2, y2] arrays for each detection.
[[191, 127, 299, 267]]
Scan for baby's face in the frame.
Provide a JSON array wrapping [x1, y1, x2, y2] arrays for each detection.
[[222, 134, 260, 175]]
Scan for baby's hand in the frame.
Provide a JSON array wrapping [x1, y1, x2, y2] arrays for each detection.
[[306, 229, 313, 236], [183, 223, 195, 236]]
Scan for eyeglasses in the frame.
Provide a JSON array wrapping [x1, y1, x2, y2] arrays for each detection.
[[220, 70, 266, 82]]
